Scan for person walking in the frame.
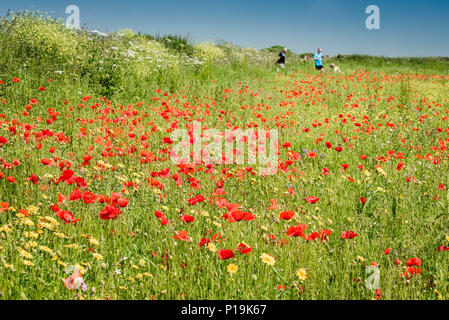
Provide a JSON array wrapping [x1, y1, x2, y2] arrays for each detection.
[[276, 48, 288, 70], [314, 48, 324, 71]]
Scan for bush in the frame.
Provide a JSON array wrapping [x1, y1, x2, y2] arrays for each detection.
[[194, 42, 226, 62], [0, 10, 81, 66]]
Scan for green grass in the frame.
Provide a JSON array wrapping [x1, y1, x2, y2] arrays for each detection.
[[0, 11, 448, 301]]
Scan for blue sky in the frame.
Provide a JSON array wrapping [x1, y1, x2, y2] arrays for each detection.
[[1, 0, 448, 57]]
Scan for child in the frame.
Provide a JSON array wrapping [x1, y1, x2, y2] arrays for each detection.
[[330, 63, 342, 73]]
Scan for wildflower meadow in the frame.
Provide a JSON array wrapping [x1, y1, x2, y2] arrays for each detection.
[[0, 10, 448, 301]]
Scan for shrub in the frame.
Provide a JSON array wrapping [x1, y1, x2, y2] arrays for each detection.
[[194, 42, 226, 62], [0, 10, 81, 66]]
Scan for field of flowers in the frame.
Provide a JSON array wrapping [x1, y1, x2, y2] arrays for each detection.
[[0, 12, 448, 300]]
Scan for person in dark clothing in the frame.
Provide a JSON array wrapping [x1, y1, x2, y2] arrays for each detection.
[[276, 48, 288, 69]]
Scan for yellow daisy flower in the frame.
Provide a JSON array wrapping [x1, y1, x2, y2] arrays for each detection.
[[260, 253, 275, 266], [207, 242, 217, 253], [17, 248, 33, 260], [92, 253, 103, 261], [227, 264, 238, 275], [296, 268, 308, 281], [23, 260, 34, 267]]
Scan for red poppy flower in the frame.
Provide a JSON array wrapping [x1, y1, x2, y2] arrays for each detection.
[[236, 243, 253, 254], [286, 224, 308, 237], [188, 195, 205, 205], [401, 266, 422, 279], [267, 199, 279, 210], [81, 191, 97, 204], [18, 209, 31, 217], [155, 211, 170, 225], [0, 202, 9, 213], [160, 217, 170, 225], [406, 257, 422, 267], [341, 231, 358, 239], [59, 170, 75, 182], [376, 289, 381, 300], [25, 174, 40, 184], [99, 205, 122, 220], [174, 230, 192, 242], [305, 196, 320, 204], [225, 210, 255, 223], [117, 197, 129, 208], [69, 188, 82, 201], [305, 232, 320, 241], [217, 249, 235, 260], [97, 194, 111, 204], [155, 211, 164, 219], [181, 215, 195, 223], [56, 210, 80, 224], [319, 229, 332, 241], [199, 238, 210, 249], [6, 176, 16, 184], [280, 211, 295, 220], [187, 197, 197, 205], [41, 158, 53, 166]]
